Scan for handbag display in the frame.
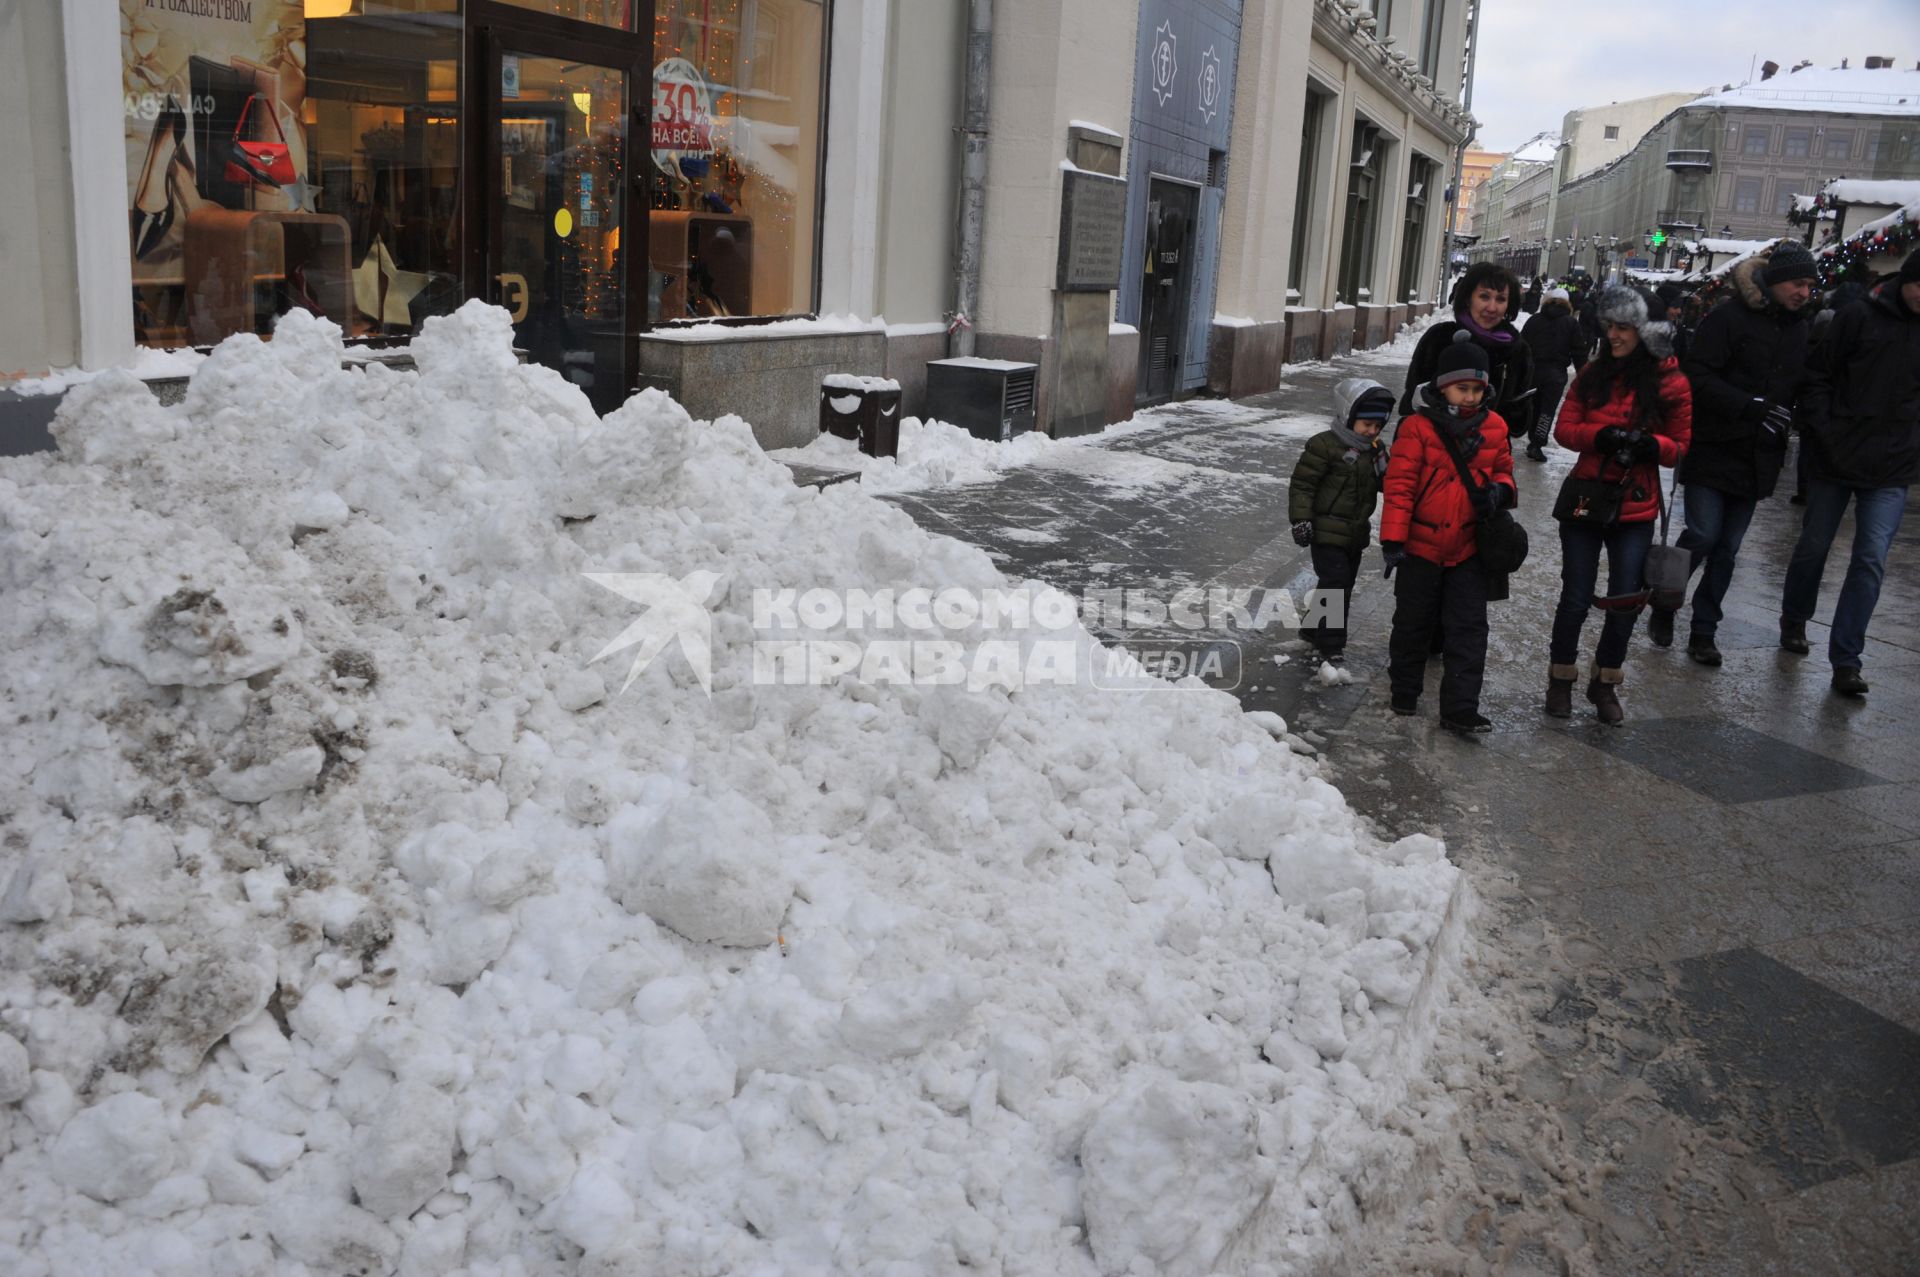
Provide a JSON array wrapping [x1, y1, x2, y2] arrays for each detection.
[[1436, 426, 1529, 575], [1645, 469, 1691, 610], [224, 94, 296, 188]]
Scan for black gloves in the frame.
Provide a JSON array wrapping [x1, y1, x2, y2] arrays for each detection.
[[1470, 483, 1507, 521], [1761, 403, 1793, 438], [1291, 521, 1314, 547], [1593, 426, 1635, 455], [1381, 541, 1407, 578], [1628, 432, 1662, 463]]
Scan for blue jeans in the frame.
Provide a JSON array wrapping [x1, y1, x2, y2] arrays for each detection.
[[1781, 479, 1908, 669], [1677, 485, 1758, 637], [1552, 520, 1657, 671]]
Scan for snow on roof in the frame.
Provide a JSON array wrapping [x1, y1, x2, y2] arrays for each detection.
[[1816, 198, 1920, 256], [1507, 136, 1560, 164], [1699, 238, 1776, 255], [1816, 178, 1920, 207], [1694, 66, 1920, 116]]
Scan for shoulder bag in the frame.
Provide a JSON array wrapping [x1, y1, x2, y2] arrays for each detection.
[[1644, 468, 1691, 609], [1437, 426, 1529, 575]]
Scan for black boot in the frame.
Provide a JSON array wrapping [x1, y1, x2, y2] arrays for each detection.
[[1780, 618, 1810, 655], [1587, 672, 1624, 724], [1648, 607, 1675, 648], [1832, 666, 1869, 697], [1687, 632, 1722, 666]]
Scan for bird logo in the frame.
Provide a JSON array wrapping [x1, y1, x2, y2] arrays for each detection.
[[584, 570, 723, 695]]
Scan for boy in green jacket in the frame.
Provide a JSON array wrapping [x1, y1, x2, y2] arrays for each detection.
[[1289, 377, 1394, 660]]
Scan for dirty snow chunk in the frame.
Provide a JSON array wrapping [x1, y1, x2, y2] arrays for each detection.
[[1314, 660, 1353, 687], [0, 856, 71, 923], [552, 1162, 636, 1254], [210, 744, 325, 804], [553, 669, 607, 712], [605, 794, 791, 947], [50, 1092, 176, 1202], [236, 1122, 305, 1177], [296, 491, 351, 532], [840, 974, 982, 1059], [140, 945, 276, 1073], [1080, 1079, 1276, 1277], [0, 1033, 30, 1103], [352, 1080, 456, 1219], [98, 585, 303, 688], [267, 1198, 401, 1273]]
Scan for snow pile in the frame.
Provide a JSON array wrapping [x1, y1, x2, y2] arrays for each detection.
[[0, 303, 1465, 1276], [776, 416, 1060, 493], [7, 347, 209, 398]]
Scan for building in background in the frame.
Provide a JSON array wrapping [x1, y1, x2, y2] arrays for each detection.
[[1560, 90, 1699, 180], [5, 0, 1479, 443], [1549, 63, 1920, 279], [1454, 147, 1506, 229]]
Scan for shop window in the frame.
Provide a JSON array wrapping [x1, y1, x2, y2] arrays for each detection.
[[648, 0, 827, 322], [496, 0, 635, 27], [122, 0, 461, 349]]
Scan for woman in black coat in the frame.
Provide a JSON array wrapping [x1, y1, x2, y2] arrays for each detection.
[[1519, 287, 1585, 460], [1402, 262, 1537, 445]]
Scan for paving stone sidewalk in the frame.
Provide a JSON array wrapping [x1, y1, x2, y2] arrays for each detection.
[[883, 342, 1920, 1275]]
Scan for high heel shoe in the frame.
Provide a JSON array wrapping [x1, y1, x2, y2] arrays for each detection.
[[130, 101, 186, 259]]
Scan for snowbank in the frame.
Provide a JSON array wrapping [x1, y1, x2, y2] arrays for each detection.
[[0, 303, 1464, 1275]]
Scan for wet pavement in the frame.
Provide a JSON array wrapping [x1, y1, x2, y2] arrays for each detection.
[[882, 337, 1920, 1275]]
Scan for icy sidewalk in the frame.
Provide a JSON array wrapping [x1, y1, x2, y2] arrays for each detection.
[[1, 304, 1467, 1276]]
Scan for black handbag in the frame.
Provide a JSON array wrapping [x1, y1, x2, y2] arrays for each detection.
[[1552, 469, 1632, 525], [1437, 428, 1529, 575]]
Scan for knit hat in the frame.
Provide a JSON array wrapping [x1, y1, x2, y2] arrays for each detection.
[[1654, 283, 1683, 310], [1594, 286, 1647, 328], [1351, 387, 1396, 421], [1900, 248, 1920, 285], [1762, 240, 1818, 286], [1545, 287, 1570, 303], [1433, 330, 1492, 389]]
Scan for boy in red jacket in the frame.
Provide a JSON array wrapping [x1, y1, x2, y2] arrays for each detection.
[[1380, 335, 1518, 733]]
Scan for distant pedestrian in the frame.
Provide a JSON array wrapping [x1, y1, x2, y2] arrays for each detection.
[[1652, 240, 1813, 664], [1521, 274, 1544, 315], [1380, 335, 1518, 733], [1519, 287, 1584, 461], [1402, 262, 1537, 445], [1545, 287, 1693, 723], [1290, 377, 1393, 661], [1576, 285, 1606, 369], [1654, 283, 1693, 363], [1780, 249, 1920, 696]]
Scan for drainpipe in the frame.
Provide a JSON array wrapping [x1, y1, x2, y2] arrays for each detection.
[[1437, 0, 1481, 302], [950, 0, 992, 359]]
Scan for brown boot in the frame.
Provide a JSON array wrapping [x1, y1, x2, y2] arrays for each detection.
[[1545, 663, 1578, 718], [1587, 666, 1625, 724]]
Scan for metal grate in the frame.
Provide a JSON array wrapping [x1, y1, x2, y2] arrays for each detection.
[[1208, 149, 1228, 187], [1004, 369, 1036, 414], [1149, 334, 1172, 372]]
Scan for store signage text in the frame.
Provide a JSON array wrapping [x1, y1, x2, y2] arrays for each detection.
[[144, 0, 253, 19], [652, 58, 714, 163]]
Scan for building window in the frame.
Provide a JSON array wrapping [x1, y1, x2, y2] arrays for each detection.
[[1734, 177, 1763, 215], [1289, 88, 1328, 294], [650, 0, 828, 321], [1777, 187, 1798, 216], [1337, 118, 1386, 305], [1783, 128, 1811, 159], [1603, 124, 1620, 141], [124, 0, 464, 350], [1742, 125, 1770, 156], [1418, 0, 1446, 78], [1824, 130, 1853, 160], [1398, 156, 1435, 302]]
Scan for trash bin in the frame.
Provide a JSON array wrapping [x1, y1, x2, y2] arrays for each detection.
[[820, 375, 902, 458]]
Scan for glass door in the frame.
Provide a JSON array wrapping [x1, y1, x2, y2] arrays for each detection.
[[477, 29, 639, 413]]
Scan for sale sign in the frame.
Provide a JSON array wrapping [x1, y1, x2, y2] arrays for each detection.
[[652, 56, 714, 173]]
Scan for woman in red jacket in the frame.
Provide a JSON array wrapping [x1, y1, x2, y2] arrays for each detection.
[[1380, 335, 1518, 733], [1548, 287, 1693, 722]]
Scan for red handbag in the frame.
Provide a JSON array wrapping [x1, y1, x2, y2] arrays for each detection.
[[224, 95, 295, 188]]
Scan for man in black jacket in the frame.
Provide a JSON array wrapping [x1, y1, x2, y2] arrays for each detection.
[[1650, 241, 1814, 662], [1780, 249, 1920, 696], [1518, 288, 1584, 461]]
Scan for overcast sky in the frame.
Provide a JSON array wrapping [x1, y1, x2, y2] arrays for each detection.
[[1470, 0, 1917, 152]]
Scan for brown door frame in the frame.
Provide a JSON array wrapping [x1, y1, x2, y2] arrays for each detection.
[[463, 1, 655, 400]]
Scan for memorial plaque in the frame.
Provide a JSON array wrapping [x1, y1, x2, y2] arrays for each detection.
[[1057, 169, 1128, 292]]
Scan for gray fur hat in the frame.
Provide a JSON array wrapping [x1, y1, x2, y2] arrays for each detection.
[[1594, 285, 1675, 359]]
